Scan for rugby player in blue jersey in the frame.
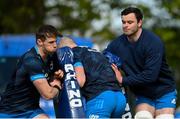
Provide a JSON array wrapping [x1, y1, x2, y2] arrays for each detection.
[[0, 25, 64, 118], [58, 37, 126, 118], [105, 7, 177, 119]]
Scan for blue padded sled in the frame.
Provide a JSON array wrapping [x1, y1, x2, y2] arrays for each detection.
[[55, 47, 85, 118]]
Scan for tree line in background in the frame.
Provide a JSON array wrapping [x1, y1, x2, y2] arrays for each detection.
[[0, 0, 180, 105]]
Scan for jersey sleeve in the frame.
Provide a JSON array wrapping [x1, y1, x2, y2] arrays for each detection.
[[23, 57, 46, 81], [105, 37, 120, 53], [72, 47, 83, 64]]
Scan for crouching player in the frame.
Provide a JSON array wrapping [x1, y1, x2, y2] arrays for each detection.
[[57, 37, 126, 118]]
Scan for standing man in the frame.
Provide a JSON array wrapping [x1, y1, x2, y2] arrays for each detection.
[[0, 25, 64, 118], [105, 7, 177, 119], [58, 37, 126, 118]]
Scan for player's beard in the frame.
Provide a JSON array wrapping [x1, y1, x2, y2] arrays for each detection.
[[123, 27, 139, 36], [43, 47, 55, 56], [124, 26, 139, 37]]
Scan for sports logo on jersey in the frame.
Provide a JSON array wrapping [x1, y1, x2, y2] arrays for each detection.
[[171, 98, 176, 104], [89, 114, 99, 119], [50, 61, 54, 70], [45, 73, 48, 78]]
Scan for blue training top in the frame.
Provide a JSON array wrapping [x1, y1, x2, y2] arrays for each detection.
[[0, 47, 59, 114], [72, 47, 122, 101], [105, 29, 176, 99]]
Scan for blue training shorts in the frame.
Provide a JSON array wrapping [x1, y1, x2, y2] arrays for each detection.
[[85, 90, 126, 118], [136, 90, 177, 109], [0, 108, 45, 118]]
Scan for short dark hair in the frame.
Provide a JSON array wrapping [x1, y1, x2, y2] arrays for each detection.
[[36, 25, 62, 41], [121, 7, 143, 22]]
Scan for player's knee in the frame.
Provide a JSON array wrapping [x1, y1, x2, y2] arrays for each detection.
[[134, 110, 153, 119], [155, 114, 174, 119]]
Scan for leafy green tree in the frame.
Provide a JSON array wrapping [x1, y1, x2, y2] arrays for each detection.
[[0, 0, 46, 34], [49, 0, 100, 33], [159, 0, 180, 106]]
